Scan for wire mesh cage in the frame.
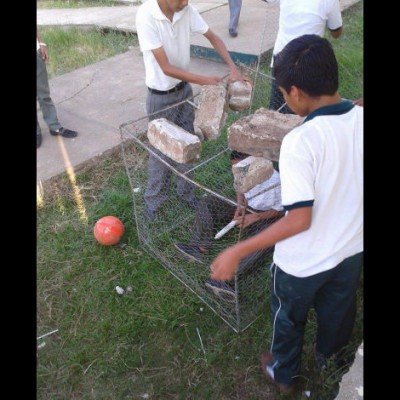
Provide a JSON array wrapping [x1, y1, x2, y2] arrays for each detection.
[[120, 65, 286, 333]]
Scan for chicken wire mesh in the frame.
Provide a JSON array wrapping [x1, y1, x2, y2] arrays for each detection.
[[120, 65, 285, 332]]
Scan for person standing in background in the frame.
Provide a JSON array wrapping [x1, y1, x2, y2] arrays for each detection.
[[264, 0, 343, 113], [37, 31, 78, 148], [228, 0, 242, 37]]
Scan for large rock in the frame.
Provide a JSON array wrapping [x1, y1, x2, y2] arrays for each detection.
[[228, 108, 304, 161], [232, 156, 274, 193], [147, 118, 201, 164], [194, 84, 228, 141]]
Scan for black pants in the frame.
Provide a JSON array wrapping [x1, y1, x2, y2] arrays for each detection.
[[266, 252, 363, 385]]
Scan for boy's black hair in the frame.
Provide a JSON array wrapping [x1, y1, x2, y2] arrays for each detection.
[[272, 34, 339, 97], [230, 150, 249, 161]]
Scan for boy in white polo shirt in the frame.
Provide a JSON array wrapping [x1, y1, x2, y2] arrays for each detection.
[[209, 34, 363, 394], [136, 0, 246, 220], [264, 0, 343, 113]]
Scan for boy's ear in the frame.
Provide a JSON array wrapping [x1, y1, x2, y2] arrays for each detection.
[[290, 85, 301, 100]]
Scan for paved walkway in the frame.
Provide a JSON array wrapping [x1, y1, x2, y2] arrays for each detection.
[[36, 2, 363, 394]]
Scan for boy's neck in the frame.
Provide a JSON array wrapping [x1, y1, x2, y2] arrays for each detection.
[[306, 93, 342, 115], [157, 0, 175, 22]]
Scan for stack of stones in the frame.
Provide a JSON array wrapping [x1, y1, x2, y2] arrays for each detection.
[[146, 79, 303, 192]]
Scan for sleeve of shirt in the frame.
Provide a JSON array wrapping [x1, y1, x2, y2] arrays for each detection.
[[188, 5, 209, 34], [326, 0, 343, 31], [279, 130, 315, 211], [136, 7, 163, 52]]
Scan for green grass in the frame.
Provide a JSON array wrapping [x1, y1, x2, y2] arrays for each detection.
[[37, 2, 363, 399], [40, 27, 138, 78], [37, 153, 363, 400]]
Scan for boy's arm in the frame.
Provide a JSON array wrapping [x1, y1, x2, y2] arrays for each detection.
[[37, 31, 49, 63], [203, 29, 248, 84], [327, 0, 343, 39], [151, 46, 223, 85], [210, 206, 312, 281], [236, 209, 284, 229]]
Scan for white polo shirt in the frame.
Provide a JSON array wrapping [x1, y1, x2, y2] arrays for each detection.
[[267, 0, 342, 63], [136, 0, 209, 91], [273, 101, 363, 277], [245, 170, 283, 212]]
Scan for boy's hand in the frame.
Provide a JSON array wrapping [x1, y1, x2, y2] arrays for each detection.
[[210, 246, 241, 281], [235, 213, 259, 228]]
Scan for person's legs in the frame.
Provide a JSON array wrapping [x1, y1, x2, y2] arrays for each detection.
[[314, 252, 363, 368], [144, 84, 199, 213], [144, 90, 176, 214], [228, 0, 242, 36], [36, 52, 62, 133], [144, 150, 172, 215], [264, 264, 320, 386], [189, 196, 234, 249], [170, 84, 198, 206]]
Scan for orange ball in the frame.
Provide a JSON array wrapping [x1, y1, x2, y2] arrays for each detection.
[[93, 216, 125, 246]]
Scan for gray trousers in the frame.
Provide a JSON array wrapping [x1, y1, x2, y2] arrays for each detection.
[[144, 83, 197, 213], [37, 51, 61, 135], [228, 0, 242, 33]]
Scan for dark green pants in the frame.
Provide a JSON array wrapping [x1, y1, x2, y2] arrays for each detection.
[[266, 252, 363, 385]]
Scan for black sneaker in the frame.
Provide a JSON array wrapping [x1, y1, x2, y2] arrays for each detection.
[[205, 279, 236, 302], [50, 127, 78, 138], [174, 242, 204, 263], [37, 133, 42, 148]]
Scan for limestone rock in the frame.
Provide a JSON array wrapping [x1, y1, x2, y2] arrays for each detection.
[[228, 108, 304, 161], [147, 118, 201, 164]]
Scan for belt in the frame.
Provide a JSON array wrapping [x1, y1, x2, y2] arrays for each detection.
[[148, 81, 187, 95]]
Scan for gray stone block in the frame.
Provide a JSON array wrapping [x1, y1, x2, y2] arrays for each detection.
[[147, 118, 201, 164], [194, 84, 228, 141], [228, 108, 304, 161], [232, 156, 274, 193]]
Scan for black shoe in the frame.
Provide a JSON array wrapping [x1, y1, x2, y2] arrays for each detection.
[[205, 279, 236, 302], [37, 133, 42, 148], [229, 29, 238, 38], [50, 127, 78, 138], [174, 243, 204, 263]]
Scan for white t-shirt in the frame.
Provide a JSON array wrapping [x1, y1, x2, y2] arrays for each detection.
[[136, 0, 209, 90], [267, 0, 342, 63], [273, 102, 363, 277], [245, 170, 283, 212]]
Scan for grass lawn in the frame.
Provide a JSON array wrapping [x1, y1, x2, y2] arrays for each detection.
[[37, 1, 363, 399]]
